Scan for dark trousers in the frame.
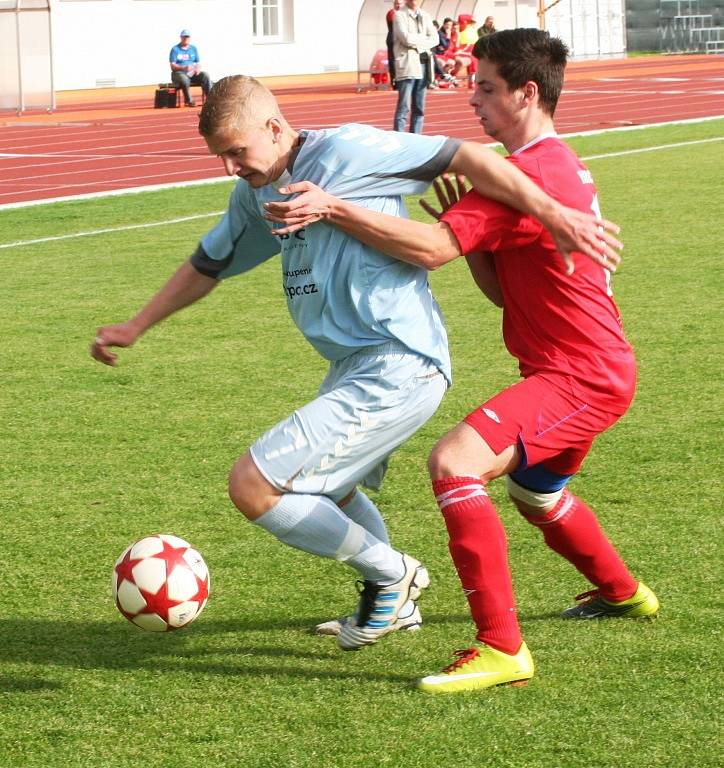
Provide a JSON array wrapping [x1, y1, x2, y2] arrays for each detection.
[[171, 71, 213, 104], [386, 30, 397, 87]]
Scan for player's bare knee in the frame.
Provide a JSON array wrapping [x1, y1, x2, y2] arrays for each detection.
[[227, 456, 253, 517], [427, 440, 458, 479], [429, 425, 513, 482], [228, 453, 278, 520]]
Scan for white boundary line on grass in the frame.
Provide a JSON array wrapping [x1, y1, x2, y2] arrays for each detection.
[[1, 118, 722, 251], [0, 211, 225, 250], [1, 114, 722, 213], [0, 174, 231, 211], [581, 135, 724, 160]]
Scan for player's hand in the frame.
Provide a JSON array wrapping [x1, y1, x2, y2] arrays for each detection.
[[263, 181, 333, 235], [419, 173, 469, 220], [548, 205, 623, 275], [90, 322, 140, 366]]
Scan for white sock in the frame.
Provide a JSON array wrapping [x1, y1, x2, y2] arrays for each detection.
[[336, 489, 390, 544], [254, 493, 404, 583], [337, 489, 415, 613]]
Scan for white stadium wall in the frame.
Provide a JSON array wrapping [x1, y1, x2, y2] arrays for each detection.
[[48, 0, 365, 91], [43, 0, 624, 93]]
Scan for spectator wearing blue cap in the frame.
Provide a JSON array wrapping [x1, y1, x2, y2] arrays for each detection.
[[170, 30, 213, 106]]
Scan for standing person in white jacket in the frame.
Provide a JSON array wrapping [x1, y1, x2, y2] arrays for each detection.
[[392, 0, 438, 133]]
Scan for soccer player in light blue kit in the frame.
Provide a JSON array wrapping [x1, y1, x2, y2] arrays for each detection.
[[91, 75, 621, 651]]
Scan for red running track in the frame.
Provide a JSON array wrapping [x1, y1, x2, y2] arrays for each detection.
[[1, 55, 722, 207]]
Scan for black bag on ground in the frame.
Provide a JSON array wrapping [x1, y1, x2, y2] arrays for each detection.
[[154, 86, 177, 108]]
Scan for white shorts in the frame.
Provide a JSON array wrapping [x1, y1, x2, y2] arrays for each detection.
[[250, 342, 447, 497]]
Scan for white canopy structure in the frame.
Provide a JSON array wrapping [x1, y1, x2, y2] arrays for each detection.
[[0, 0, 54, 114]]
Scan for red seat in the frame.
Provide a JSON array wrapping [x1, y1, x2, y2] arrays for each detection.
[[369, 48, 390, 87]]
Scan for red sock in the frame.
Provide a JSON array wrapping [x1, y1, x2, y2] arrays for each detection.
[[520, 489, 637, 602], [432, 476, 522, 655]]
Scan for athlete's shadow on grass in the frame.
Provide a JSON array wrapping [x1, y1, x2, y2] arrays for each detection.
[[423, 610, 560, 626], [0, 675, 63, 693], [0, 618, 417, 685]]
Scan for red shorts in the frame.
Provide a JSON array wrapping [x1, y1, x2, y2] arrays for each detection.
[[463, 372, 634, 476]]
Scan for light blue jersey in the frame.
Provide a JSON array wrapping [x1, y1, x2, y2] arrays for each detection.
[[193, 123, 460, 383]]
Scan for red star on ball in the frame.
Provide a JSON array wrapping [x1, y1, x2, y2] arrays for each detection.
[[137, 578, 184, 624], [155, 538, 192, 579], [114, 548, 143, 590], [188, 575, 210, 605]]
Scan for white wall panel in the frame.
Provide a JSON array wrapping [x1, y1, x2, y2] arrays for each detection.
[[44, 0, 623, 92], [49, 0, 365, 90], [544, 0, 625, 58]]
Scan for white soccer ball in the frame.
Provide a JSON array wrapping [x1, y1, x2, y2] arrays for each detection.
[[112, 533, 210, 632]]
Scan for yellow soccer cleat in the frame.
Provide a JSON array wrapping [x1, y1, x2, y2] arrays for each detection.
[[562, 582, 660, 619], [417, 642, 534, 694]]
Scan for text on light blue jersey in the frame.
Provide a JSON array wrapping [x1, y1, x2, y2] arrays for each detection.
[[194, 123, 461, 383]]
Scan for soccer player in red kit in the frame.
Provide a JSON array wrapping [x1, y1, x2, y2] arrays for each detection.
[[263, 27, 659, 693]]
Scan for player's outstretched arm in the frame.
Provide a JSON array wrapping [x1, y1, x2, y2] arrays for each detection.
[[90, 260, 217, 366], [263, 182, 463, 270], [448, 142, 622, 274]]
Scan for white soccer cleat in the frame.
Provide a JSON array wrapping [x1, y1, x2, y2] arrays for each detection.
[[315, 602, 423, 636], [337, 555, 429, 651]]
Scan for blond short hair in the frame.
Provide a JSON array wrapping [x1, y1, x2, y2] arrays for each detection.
[[198, 75, 281, 137]]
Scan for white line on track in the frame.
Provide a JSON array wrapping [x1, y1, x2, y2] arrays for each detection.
[[0, 118, 722, 250], [3, 114, 721, 212], [0, 151, 208, 159]]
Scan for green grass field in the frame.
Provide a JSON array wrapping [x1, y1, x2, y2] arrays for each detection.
[[1, 119, 722, 768]]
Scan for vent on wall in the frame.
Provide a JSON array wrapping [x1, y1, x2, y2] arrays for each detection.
[[323, 64, 339, 72], [95, 78, 116, 88]]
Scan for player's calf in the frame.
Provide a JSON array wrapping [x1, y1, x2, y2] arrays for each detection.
[[509, 477, 655, 615]]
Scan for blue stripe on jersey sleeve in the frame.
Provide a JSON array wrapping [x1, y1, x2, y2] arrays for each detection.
[[290, 125, 458, 199], [199, 182, 280, 279]]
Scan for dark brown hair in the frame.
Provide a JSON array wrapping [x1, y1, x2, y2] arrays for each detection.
[[473, 28, 568, 115]]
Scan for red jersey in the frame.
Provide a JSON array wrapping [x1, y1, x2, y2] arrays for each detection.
[[441, 135, 636, 409]]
